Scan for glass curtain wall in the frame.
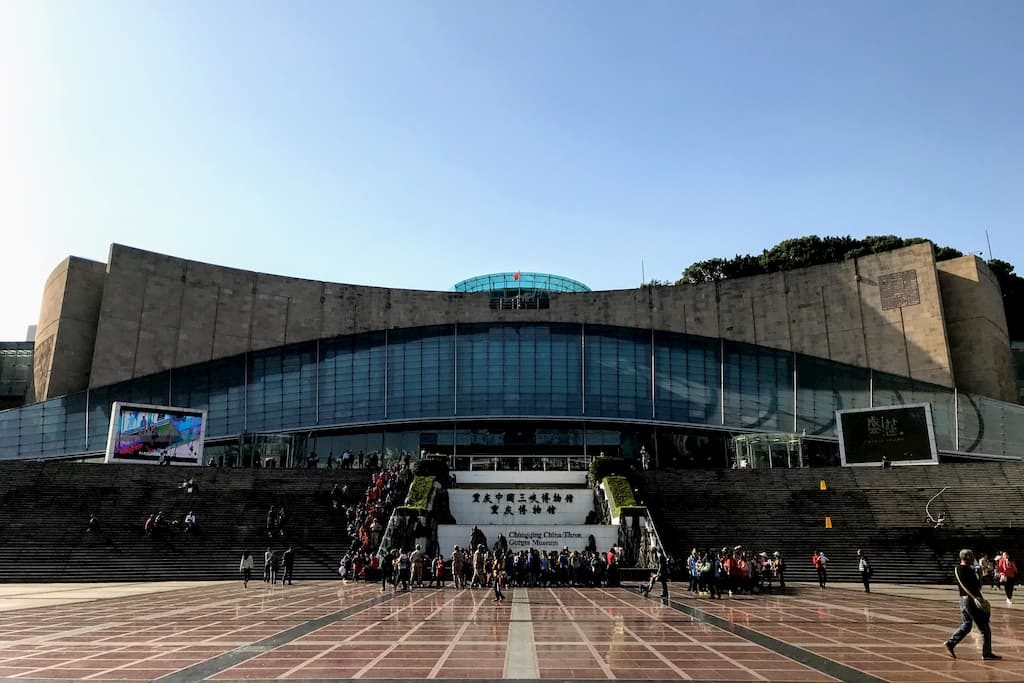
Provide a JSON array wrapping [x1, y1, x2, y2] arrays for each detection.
[[3, 323, 1024, 461]]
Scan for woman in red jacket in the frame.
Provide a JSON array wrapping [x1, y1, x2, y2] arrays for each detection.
[[996, 551, 1016, 607]]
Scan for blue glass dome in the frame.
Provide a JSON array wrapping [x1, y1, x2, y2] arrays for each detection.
[[453, 272, 591, 294]]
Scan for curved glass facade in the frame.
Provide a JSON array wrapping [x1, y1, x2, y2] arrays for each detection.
[[1, 323, 1022, 461], [453, 273, 591, 294]]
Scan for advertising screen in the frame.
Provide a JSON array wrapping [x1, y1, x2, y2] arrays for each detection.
[[105, 402, 206, 465], [836, 403, 938, 467]]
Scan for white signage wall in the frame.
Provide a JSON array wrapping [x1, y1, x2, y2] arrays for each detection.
[[438, 524, 618, 553], [449, 489, 594, 526]]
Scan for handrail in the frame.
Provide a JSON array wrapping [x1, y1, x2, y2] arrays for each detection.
[[925, 486, 948, 525]]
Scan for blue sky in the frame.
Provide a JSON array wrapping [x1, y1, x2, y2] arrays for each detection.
[[1, 1, 1022, 340]]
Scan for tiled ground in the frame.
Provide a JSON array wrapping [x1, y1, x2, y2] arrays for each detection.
[[0, 580, 1019, 681]]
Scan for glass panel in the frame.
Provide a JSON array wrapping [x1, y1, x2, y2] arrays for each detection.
[[205, 357, 246, 438], [248, 342, 317, 433], [319, 332, 386, 425], [87, 381, 134, 450], [654, 331, 721, 425], [585, 326, 651, 420], [723, 341, 794, 431], [873, 372, 955, 451], [387, 326, 455, 419], [796, 356, 870, 436], [957, 393, 1024, 457], [457, 323, 582, 417], [656, 428, 729, 468]]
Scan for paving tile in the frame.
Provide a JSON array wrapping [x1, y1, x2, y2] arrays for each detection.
[[0, 581, 1021, 681]]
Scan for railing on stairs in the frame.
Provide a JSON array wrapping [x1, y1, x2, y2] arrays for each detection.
[[594, 480, 668, 568], [926, 486, 949, 527]]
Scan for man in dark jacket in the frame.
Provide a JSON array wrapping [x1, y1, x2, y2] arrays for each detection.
[[946, 549, 1000, 661], [282, 547, 295, 585]]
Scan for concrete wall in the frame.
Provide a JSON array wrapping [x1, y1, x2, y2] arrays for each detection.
[[937, 256, 1017, 402], [32, 257, 107, 400], [36, 241, 1017, 401]]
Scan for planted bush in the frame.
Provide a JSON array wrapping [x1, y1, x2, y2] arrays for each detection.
[[404, 475, 436, 510], [602, 475, 646, 518]]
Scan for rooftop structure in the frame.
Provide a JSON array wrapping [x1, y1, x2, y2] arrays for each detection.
[[453, 272, 591, 294]]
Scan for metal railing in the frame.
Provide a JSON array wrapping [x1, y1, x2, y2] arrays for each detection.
[[449, 454, 589, 472]]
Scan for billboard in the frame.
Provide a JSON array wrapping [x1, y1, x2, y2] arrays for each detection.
[[105, 402, 206, 466], [836, 403, 938, 467]]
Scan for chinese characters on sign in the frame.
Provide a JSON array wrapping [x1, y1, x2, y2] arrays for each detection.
[[866, 416, 901, 438], [470, 491, 575, 516], [879, 270, 921, 310]]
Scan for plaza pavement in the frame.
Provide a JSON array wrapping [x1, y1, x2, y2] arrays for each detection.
[[0, 580, 1018, 681]]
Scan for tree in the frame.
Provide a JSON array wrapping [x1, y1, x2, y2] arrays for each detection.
[[673, 235, 1023, 341], [677, 235, 964, 285], [987, 259, 1024, 340]]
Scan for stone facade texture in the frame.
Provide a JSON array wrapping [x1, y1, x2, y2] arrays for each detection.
[[32, 256, 107, 401], [31, 242, 1016, 403]]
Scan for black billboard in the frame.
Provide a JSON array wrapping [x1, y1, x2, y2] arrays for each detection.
[[837, 404, 937, 466]]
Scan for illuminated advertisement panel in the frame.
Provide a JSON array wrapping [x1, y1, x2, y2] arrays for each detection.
[[837, 403, 938, 467], [104, 402, 206, 466]]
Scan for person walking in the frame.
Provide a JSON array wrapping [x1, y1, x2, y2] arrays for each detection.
[[980, 553, 995, 591], [472, 545, 486, 588], [433, 555, 446, 588], [240, 550, 253, 588], [270, 550, 281, 585], [658, 548, 671, 599], [997, 551, 1016, 607], [687, 549, 699, 593], [451, 546, 464, 589], [411, 544, 424, 588], [263, 547, 273, 583], [397, 549, 411, 591], [946, 549, 1000, 660], [773, 552, 786, 592], [380, 551, 394, 593], [857, 549, 872, 593], [282, 547, 295, 585], [813, 550, 829, 589], [493, 569, 507, 603]]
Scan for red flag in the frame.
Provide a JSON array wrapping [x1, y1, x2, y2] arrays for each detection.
[[513, 271, 520, 281]]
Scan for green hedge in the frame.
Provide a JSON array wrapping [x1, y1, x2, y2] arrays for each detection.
[[617, 505, 648, 517], [589, 456, 630, 481], [404, 476, 436, 510], [603, 475, 646, 518]]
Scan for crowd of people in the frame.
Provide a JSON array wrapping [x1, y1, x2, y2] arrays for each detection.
[[976, 550, 1017, 606], [662, 547, 790, 599], [365, 544, 625, 598], [237, 547, 296, 588], [143, 509, 199, 535], [338, 464, 410, 552]]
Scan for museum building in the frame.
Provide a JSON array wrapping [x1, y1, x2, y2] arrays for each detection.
[[1, 241, 1021, 467]]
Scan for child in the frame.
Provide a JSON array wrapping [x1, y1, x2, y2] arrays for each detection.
[[493, 569, 507, 603]]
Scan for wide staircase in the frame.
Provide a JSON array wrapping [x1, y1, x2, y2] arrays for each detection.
[[0, 461, 371, 582], [636, 462, 1024, 584]]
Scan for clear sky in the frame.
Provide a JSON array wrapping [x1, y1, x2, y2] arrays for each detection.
[[2, 1, 1022, 340]]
